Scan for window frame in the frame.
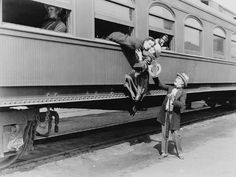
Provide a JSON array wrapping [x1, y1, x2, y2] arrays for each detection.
[[94, 0, 134, 28], [231, 34, 236, 59], [184, 16, 203, 55], [32, 0, 72, 10], [148, 3, 175, 51], [213, 27, 226, 58], [94, 0, 135, 39], [0, 0, 73, 37]]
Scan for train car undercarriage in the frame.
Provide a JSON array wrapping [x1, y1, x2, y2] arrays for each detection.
[[0, 84, 236, 169]]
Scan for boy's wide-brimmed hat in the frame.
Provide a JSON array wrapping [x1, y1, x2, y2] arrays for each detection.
[[177, 73, 189, 87]]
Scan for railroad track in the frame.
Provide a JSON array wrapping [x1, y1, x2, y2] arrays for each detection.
[[1, 105, 236, 174]]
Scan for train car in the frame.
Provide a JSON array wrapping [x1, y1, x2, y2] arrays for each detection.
[[0, 0, 236, 168]]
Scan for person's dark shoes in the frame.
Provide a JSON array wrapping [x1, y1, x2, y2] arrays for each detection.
[[129, 105, 137, 116], [138, 107, 148, 111], [54, 125, 59, 132], [129, 110, 135, 116]]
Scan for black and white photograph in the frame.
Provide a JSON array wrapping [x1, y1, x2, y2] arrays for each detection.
[[0, 0, 236, 176]]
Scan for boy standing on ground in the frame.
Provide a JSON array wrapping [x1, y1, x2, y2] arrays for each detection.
[[153, 73, 189, 159]]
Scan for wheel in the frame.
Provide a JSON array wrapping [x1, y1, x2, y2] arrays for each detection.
[[206, 97, 217, 108]]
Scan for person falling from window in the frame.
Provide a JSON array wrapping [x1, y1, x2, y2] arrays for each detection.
[[42, 4, 67, 32], [107, 32, 168, 115], [153, 73, 189, 160]]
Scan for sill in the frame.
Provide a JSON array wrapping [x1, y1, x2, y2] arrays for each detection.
[[0, 22, 73, 38], [213, 53, 225, 59], [94, 38, 119, 45], [184, 49, 201, 56]]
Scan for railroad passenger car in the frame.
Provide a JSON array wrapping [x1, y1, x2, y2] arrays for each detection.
[[0, 0, 236, 168]]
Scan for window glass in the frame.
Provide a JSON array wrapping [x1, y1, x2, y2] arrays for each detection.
[[95, 0, 133, 26], [231, 40, 236, 58], [149, 16, 173, 31], [213, 35, 224, 54], [2, 0, 70, 33], [213, 28, 226, 38], [231, 35, 236, 58], [94, 0, 134, 39], [213, 27, 225, 56], [185, 18, 202, 30], [149, 6, 174, 21], [184, 26, 201, 51]]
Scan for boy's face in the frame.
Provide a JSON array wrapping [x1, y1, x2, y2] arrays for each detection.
[[174, 76, 184, 88], [143, 39, 155, 50], [148, 46, 156, 54]]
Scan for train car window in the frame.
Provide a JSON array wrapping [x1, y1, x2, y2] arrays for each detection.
[[2, 0, 71, 33], [184, 17, 202, 55], [231, 35, 236, 59], [213, 27, 226, 56], [94, 0, 134, 38], [148, 5, 174, 50]]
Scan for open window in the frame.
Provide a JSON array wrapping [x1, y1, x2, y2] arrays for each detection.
[[94, 0, 134, 39], [2, 0, 71, 33], [184, 16, 203, 55], [213, 27, 226, 58], [148, 4, 175, 50]]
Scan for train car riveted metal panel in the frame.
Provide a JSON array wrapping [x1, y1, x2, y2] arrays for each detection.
[[0, 33, 131, 86]]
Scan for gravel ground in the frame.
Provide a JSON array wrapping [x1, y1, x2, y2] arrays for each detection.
[[1, 113, 236, 177]]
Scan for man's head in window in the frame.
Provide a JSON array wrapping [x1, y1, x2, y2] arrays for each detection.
[[42, 4, 67, 33], [44, 5, 62, 19]]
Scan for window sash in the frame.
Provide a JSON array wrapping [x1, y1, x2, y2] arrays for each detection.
[[231, 35, 236, 41], [149, 6, 174, 21], [108, 0, 134, 8], [213, 35, 225, 54], [184, 26, 201, 51], [185, 18, 202, 30], [149, 15, 174, 32], [231, 40, 236, 58], [213, 28, 226, 38], [94, 0, 134, 27], [32, 0, 72, 10]]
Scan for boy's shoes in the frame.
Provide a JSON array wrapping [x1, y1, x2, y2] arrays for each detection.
[[159, 153, 168, 159], [178, 153, 184, 160]]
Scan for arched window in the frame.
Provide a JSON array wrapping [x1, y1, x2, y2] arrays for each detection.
[[184, 17, 202, 54], [231, 35, 236, 59], [94, 0, 134, 38], [213, 27, 226, 56], [148, 5, 175, 50]]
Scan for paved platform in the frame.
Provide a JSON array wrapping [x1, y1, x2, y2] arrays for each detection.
[[2, 113, 236, 177]]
